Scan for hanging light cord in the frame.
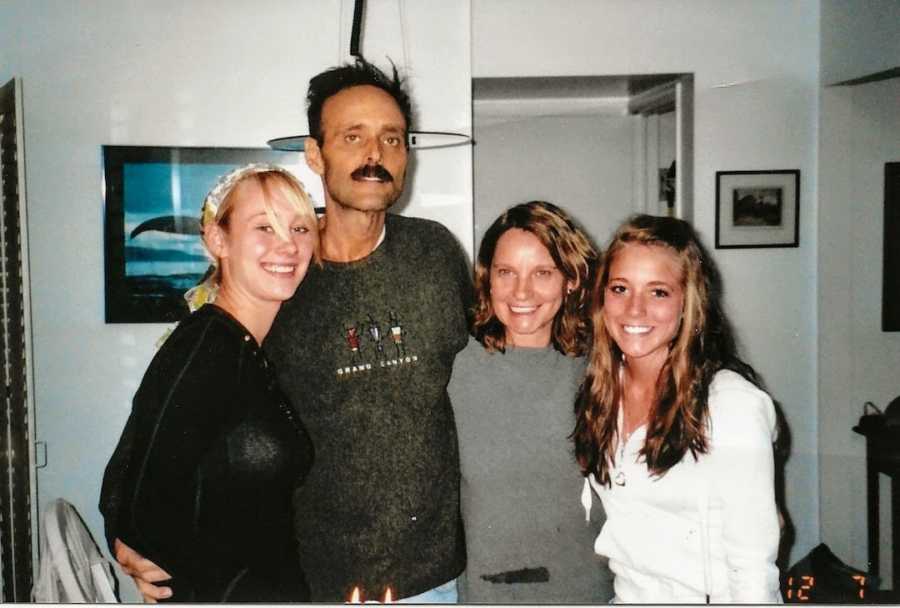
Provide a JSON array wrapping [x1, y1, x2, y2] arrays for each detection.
[[348, 0, 408, 67], [398, 0, 410, 71], [337, 0, 345, 61], [350, 0, 365, 57], [267, 0, 471, 151]]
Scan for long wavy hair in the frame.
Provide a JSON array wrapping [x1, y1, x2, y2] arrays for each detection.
[[472, 201, 598, 356], [572, 214, 760, 485]]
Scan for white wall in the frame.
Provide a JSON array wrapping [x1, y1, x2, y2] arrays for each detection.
[[818, 0, 900, 580], [820, 0, 900, 85], [0, 0, 472, 599], [473, 0, 821, 565], [473, 113, 636, 251], [658, 112, 676, 172], [641, 110, 678, 216], [818, 76, 900, 580]]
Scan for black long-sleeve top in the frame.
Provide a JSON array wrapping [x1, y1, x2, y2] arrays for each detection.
[[99, 304, 313, 602]]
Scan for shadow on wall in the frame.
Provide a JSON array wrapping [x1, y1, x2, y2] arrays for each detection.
[[773, 401, 795, 571]]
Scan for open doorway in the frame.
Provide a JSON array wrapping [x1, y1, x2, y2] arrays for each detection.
[[472, 74, 693, 251]]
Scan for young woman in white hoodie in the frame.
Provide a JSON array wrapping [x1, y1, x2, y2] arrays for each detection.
[[573, 214, 781, 603]]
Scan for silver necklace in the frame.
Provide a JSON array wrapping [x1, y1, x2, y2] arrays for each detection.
[[614, 445, 628, 487], [614, 427, 633, 486], [614, 411, 648, 487], [614, 364, 646, 487]]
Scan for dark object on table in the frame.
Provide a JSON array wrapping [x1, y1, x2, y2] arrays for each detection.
[[854, 397, 900, 433], [885, 395, 900, 428], [782, 543, 878, 603]]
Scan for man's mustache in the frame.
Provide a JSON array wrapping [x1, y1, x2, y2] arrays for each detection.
[[351, 164, 394, 183]]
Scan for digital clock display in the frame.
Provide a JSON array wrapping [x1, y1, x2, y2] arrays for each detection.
[[784, 574, 868, 602]]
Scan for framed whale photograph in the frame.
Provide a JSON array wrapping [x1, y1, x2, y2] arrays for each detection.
[[102, 145, 313, 323]]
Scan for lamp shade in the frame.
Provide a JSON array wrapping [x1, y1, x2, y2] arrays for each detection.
[[267, 130, 471, 152]]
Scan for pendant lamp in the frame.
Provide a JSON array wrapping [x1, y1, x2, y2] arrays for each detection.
[[267, 0, 471, 152]]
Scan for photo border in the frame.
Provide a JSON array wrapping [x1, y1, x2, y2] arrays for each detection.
[[715, 169, 800, 249]]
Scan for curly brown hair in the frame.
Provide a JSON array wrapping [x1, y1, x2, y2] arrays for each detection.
[[472, 201, 598, 356]]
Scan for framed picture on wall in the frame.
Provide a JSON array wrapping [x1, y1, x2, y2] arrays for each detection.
[[715, 169, 800, 249], [102, 145, 316, 323]]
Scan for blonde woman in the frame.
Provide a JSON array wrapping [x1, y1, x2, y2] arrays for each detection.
[[100, 164, 319, 602], [573, 214, 780, 602]]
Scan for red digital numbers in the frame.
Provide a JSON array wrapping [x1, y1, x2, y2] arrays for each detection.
[[785, 576, 815, 601], [785, 574, 866, 601], [852, 575, 866, 599]]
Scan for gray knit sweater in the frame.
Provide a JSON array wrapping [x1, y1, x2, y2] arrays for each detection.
[[264, 214, 472, 602], [449, 338, 614, 603]]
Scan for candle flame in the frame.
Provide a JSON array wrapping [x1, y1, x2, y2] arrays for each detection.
[[349, 586, 361, 603], [384, 588, 393, 603]]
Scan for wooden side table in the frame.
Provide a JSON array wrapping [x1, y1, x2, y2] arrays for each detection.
[[853, 419, 900, 591]]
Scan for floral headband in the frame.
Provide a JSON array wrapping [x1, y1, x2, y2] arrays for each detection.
[[199, 162, 309, 229]]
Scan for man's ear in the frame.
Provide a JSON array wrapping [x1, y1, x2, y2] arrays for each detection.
[[304, 137, 325, 176]]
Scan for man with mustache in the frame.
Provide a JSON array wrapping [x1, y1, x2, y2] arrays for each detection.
[[110, 57, 471, 603]]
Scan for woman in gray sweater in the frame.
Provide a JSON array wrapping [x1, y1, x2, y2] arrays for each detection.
[[449, 201, 614, 603]]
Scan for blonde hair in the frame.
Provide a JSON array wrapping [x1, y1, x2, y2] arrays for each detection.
[[472, 201, 598, 356], [186, 164, 319, 311]]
